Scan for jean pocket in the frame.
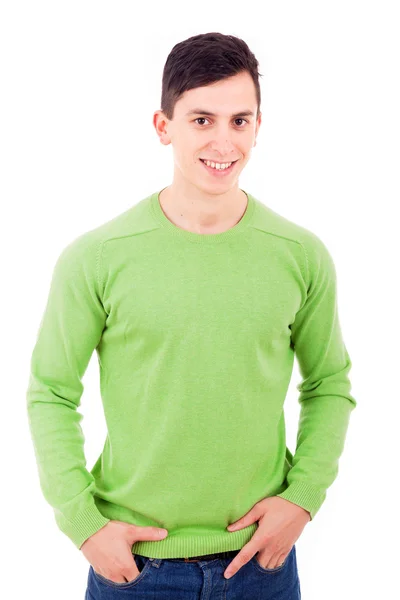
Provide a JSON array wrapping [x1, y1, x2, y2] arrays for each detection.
[[251, 546, 293, 574], [91, 554, 151, 589]]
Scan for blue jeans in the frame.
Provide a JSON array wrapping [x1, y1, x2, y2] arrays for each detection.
[[85, 545, 301, 599]]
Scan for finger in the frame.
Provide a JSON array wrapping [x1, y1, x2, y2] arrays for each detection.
[[124, 565, 140, 582], [227, 505, 262, 531], [264, 552, 286, 569], [129, 526, 168, 541], [124, 554, 140, 582], [96, 568, 128, 584], [224, 545, 258, 579]]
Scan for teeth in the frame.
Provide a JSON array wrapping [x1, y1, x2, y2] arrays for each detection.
[[202, 160, 233, 170]]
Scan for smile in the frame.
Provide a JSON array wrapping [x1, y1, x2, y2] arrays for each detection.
[[199, 159, 238, 176]]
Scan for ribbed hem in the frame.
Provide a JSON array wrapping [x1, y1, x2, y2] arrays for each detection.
[[276, 481, 326, 521], [132, 524, 258, 558], [150, 187, 256, 244], [57, 505, 111, 549]]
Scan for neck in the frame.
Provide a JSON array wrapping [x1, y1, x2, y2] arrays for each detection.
[[158, 183, 248, 235]]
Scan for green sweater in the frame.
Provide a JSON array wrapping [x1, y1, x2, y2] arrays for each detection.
[[26, 188, 356, 557]]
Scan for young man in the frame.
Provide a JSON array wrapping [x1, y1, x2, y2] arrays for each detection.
[[26, 32, 356, 599]]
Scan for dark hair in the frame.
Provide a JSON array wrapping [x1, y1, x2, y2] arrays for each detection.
[[161, 32, 263, 121]]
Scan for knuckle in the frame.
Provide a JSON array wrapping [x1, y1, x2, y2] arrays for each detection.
[[104, 569, 118, 580], [254, 533, 268, 546], [240, 551, 252, 563]]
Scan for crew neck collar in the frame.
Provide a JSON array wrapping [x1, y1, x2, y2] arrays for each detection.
[[150, 187, 255, 244]]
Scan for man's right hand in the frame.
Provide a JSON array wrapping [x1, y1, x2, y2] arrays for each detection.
[[80, 520, 168, 583]]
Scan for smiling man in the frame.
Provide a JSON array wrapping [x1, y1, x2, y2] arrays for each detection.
[[27, 32, 356, 599], [153, 68, 260, 230]]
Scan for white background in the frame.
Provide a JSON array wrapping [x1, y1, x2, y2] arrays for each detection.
[[1, 1, 399, 598]]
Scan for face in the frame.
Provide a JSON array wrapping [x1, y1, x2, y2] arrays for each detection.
[[153, 71, 262, 195]]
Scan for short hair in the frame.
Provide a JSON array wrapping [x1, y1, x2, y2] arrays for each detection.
[[161, 32, 263, 121]]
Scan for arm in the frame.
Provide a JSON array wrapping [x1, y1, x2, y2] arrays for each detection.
[[26, 232, 111, 549], [276, 232, 357, 520]]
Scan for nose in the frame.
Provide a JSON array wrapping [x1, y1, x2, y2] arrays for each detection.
[[207, 126, 237, 159]]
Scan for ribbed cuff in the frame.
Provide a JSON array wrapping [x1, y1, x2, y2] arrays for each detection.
[[276, 481, 326, 521], [56, 504, 111, 549]]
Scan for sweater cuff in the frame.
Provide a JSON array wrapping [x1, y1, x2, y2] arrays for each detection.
[[276, 481, 326, 521], [55, 504, 111, 549]]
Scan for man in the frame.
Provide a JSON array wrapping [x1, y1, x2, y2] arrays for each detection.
[[26, 32, 356, 599]]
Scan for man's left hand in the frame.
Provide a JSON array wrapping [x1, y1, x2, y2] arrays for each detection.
[[223, 496, 311, 579]]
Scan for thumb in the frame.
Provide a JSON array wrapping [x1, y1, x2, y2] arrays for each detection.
[[129, 525, 169, 542], [227, 507, 261, 532]]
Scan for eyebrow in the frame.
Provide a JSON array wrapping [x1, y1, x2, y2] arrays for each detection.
[[185, 108, 255, 118]]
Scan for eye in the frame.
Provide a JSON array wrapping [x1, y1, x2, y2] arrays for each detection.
[[193, 118, 248, 127], [194, 117, 209, 126], [234, 118, 248, 127]]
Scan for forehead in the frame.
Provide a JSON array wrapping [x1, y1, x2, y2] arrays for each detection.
[[176, 72, 257, 116], [184, 108, 255, 118]]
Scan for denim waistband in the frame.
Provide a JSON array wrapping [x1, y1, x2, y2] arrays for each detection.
[[165, 550, 239, 562]]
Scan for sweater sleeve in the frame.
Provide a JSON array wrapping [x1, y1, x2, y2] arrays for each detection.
[[26, 233, 111, 549], [276, 232, 357, 521]]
